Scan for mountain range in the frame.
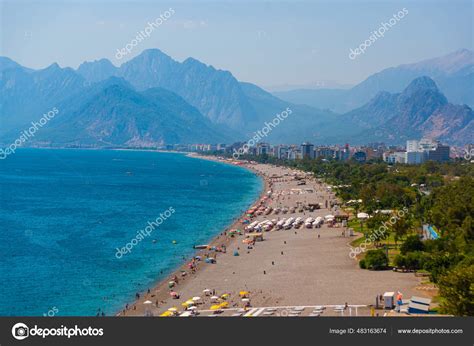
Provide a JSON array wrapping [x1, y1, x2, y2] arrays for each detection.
[[344, 76, 473, 144], [274, 49, 474, 113], [0, 49, 472, 146]]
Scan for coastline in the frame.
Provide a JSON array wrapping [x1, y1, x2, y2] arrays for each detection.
[[119, 154, 427, 317], [117, 153, 268, 316]]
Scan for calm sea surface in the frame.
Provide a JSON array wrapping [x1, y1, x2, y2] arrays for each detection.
[[0, 149, 262, 316]]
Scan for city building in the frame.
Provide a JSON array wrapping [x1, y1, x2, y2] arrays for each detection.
[[383, 151, 406, 164], [428, 144, 450, 162], [406, 151, 425, 164], [404, 138, 450, 164], [301, 142, 315, 159], [406, 140, 420, 152], [315, 146, 336, 159], [256, 143, 270, 155], [353, 151, 367, 162]]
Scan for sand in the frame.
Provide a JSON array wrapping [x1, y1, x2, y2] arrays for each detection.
[[120, 155, 425, 317]]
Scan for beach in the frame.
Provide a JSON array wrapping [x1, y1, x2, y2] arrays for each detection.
[[120, 155, 427, 317]]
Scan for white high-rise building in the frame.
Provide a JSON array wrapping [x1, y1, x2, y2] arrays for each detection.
[[419, 138, 437, 151], [406, 140, 420, 152]]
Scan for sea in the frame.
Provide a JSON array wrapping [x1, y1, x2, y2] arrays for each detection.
[[0, 149, 262, 316]]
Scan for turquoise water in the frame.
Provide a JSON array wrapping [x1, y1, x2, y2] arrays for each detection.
[[0, 149, 262, 316]]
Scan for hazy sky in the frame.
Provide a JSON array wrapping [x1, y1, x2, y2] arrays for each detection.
[[1, 0, 472, 89]]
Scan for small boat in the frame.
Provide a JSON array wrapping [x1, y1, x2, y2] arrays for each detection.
[[193, 244, 209, 249]]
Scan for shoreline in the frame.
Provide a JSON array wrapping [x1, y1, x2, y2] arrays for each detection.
[[117, 153, 269, 316], [118, 154, 427, 317]]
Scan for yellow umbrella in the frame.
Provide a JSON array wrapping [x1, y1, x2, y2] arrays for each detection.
[[239, 291, 249, 297], [210, 304, 222, 310], [160, 311, 173, 317], [167, 307, 178, 312], [219, 302, 229, 309], [221, 293, 230, 299]]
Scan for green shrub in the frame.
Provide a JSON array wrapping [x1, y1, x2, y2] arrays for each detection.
[[394, 254, 407, 268], [359, 259, 366, 269], [438, 263, 474, 316], [400, 235, 424, 254], [364, 249, 388, 270]]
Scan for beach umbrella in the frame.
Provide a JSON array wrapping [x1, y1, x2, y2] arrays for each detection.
[[241, 298, 250, 302], [357, 212, 369, 219], [203, 289, 211, 295], [185, 300, 195, 305], [221, 293, 230, 299], [160, 311, 173, 317], [168, 307, 178, 312], [210, 304, 222, 311], [143, 300, 153, 305], [239, 291, 249, 297], [188, 306, 197, 311], [192, 296, 201, 302], [210, 296, 219, 302]]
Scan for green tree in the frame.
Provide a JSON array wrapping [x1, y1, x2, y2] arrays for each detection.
[[363, 249, 388, 270], [438, 264, 474, 316], [400, 235, 424, 254]]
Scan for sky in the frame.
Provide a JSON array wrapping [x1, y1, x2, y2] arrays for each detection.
[[1, 0, 472, 90]]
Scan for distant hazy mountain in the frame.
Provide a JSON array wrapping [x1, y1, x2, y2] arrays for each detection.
[[0, 62, 86, 136], [76, 49, 340, 140], [274, 49, 474, 113], [0, 57, 32, 73], [76, 58, 118, 84], [1, 49, 472, 147], [345, 77, 473, 145], [237, 82, 349, 144], [2, 77, 232, 146], [77, 49, 258, 129]]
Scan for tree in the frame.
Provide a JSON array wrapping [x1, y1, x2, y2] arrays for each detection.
[[363, 250, 388, 270], [437, 263, 474, 316], [392, 215, 412, 245], [400, 235, 424, 254]]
